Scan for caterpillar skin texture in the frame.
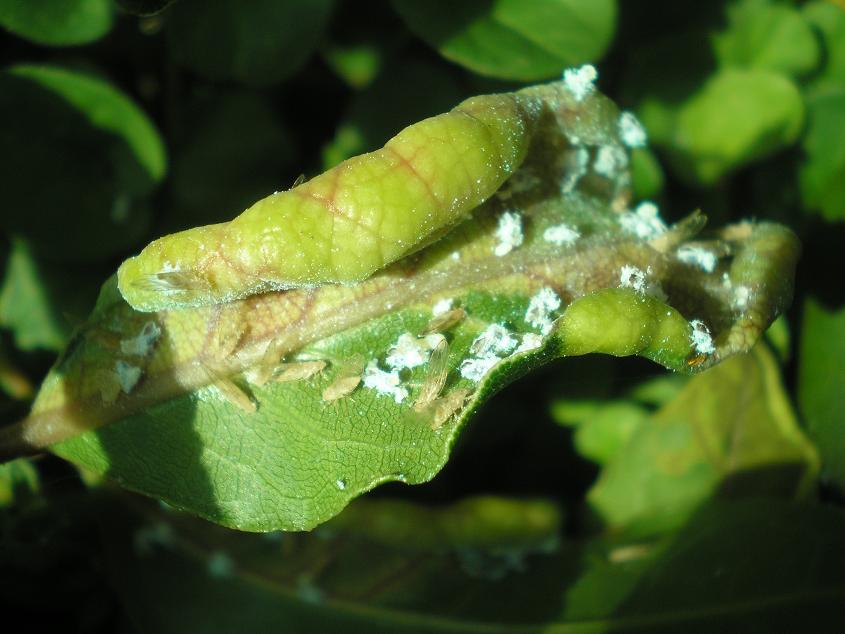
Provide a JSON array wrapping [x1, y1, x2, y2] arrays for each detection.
[[117, 85, 555, 312]]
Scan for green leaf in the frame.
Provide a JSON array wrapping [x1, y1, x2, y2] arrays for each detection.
[[557, 401, 650, 466], [588, 345, 818, 535], [0, 64, 166, 261], [11, 81, 799, 531], [798, 298, 845, 490], [0, 0, 113, 46], [649, 68, 804, 185], [322, 59, 467, 169], [165, 91, 296, 231], [803, 1, 845, 84], [796, 4, 845, 221], [391, 0, 617, 81], [0, 240, 70, 351], [322, 43, 383, 90], [0, 239, 102, 352], [0, 458, 39, 507], [712, 0, 820, 78], [561, 499, 845, 629], [799, 84, 845, 222], [107, 497, 845, 631], [630, 148, 665, 200], [167, 0, 335, 86]]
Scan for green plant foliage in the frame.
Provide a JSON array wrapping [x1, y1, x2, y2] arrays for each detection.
[[104, 497, 845, 632], [0, 0, 113, 46], [0, 64, 166, 261], [804, 1, 845, 83], [391, 0, 616, 81], [630, 148, 665, 200], [651, 69, 804, 185], [167, 0, 335, 86], [165, 91, 296, 231], [797, 2, 845, 221], [799, 298, 845, 489], [587, 345, 817, 535], [0, 458, 39, 506], [713, 0, 820, 78], [0, 240, 72, 352], [800, 85, 845, 222], [322, 43, 383, 90], [321, 59, 467, 169]]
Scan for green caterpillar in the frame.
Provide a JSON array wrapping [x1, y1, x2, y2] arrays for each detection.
[[117, 76, 605, 312]]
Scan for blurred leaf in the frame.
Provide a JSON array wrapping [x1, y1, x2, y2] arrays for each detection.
[[166, 91, 295, 231], [803, 1, 845, 84], [0, 0, 113, 46], [0, 346, 34, 400], [630, 148, 664, 200], [13, 82, 799, 531], [0, 458, 39, 507], [764, 314, 790, 364], [322, 59, 466, 168], [712, 0, 820, 78], [0, 240, 66, 351], [167, 0, 335, 86], [588, 345, 818, 535], [109, 496, 845, 632], [108, 496, 570, 631], [555, 401, 650, 466], [648, 69, 804, 185], [115, 0, 175, 16], [0, 64, 166, 261], [562, 499, 845, 630], [11, 65, 166, 183], [391, 0, 617, 81], [798, 298, 845, 489], [799, 84, 845, 222], [799, 4, 845, 221], [322, 43, 382, 89]]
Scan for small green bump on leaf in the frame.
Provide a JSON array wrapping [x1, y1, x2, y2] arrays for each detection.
[[555, 288, 692, 370]]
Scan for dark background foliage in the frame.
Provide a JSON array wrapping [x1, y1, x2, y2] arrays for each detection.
[[1, 0, 844, 631]]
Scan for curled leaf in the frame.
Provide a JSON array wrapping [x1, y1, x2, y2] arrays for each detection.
[[3, 74, 799, 530]]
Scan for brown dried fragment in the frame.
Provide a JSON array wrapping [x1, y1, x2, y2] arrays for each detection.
[[322, 375, 361, 402], [426, 388, 471, 430], [272, 360, 327, 383], [413, 336, 449, 412], [322, 357, 365, 402], [421, 307, 466, 335], [213, 377, 256, 413], [649, 210, 707, 253]]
